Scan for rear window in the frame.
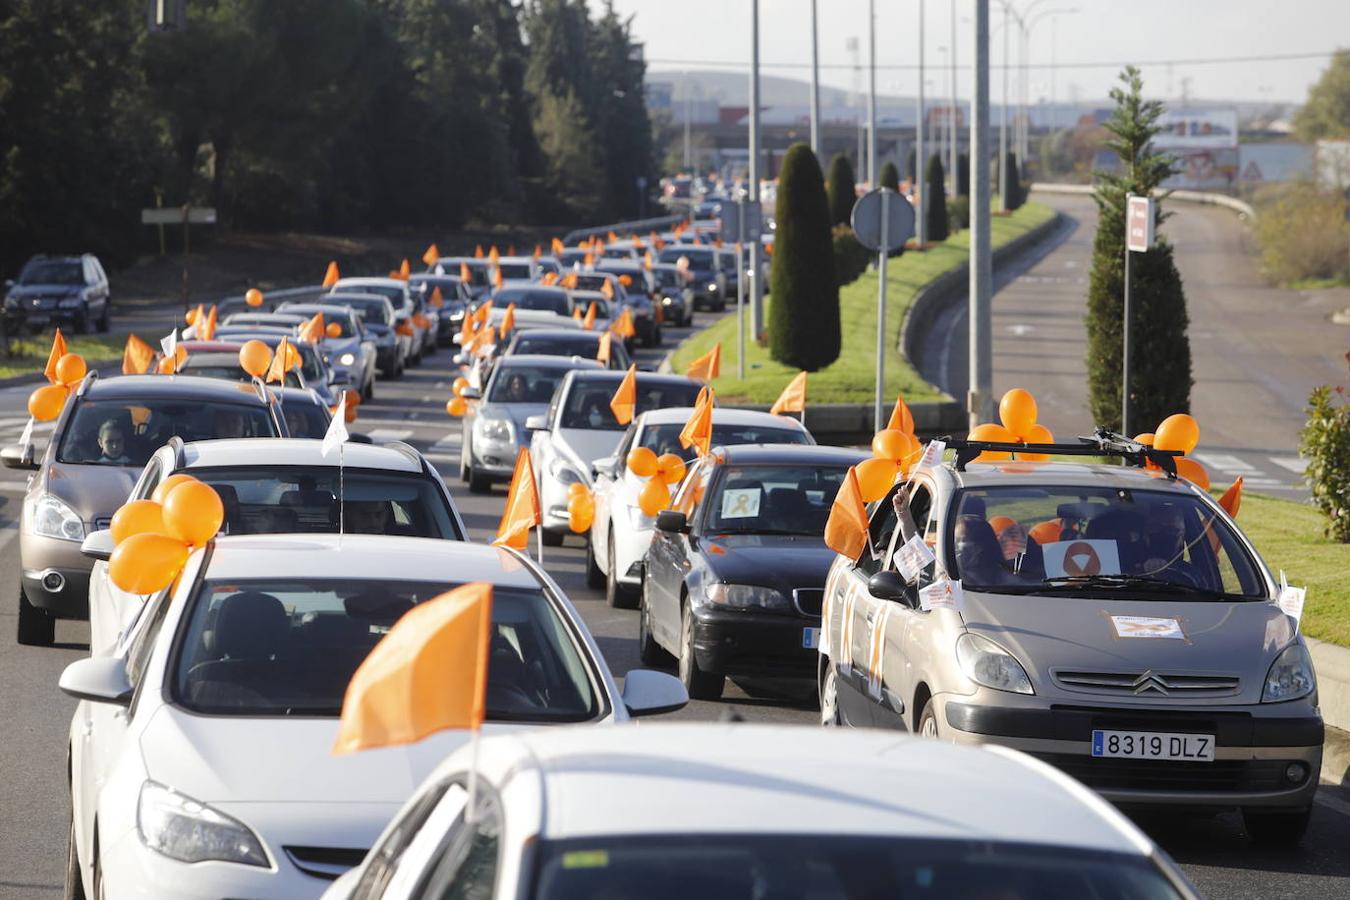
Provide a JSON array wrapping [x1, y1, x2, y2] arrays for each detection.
[[497, 290, 571, 315], [560, 379, 701, 431], [702, 463, 849, 536], [179, 359, 302, 390], [639, 422, 810, 460], [58, 399, 276, 467], [511, 335, 600, 358], [497, 262, 533, 280], [280, 402, 331, 439], [659, 248, 714, 269], [488, 366, 569, 404], [331, 298, 389, 326]]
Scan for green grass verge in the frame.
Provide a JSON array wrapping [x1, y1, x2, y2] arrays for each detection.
[[1287, 275, 1349, 291], [670, 201, 1056, 404], [0, 333, 129, 379]]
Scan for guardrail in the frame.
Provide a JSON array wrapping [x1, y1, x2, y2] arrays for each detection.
[[1029, 182, 1256, 220], [562, 213, 688, 246]]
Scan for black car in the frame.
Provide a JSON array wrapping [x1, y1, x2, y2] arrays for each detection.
[[500, 327, 633, 371], [4, 254, 111, 333], [642, 444, 869, 700], [409, 274, 471, 345], [649, 263, 694, 327], [657, 244, 725, 312]]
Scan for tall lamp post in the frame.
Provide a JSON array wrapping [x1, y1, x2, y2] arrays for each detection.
[[809, 0, 820, 158], [749, 0, 764, 339], [970, 0, 992, 427], [915, 0, 927, 247]]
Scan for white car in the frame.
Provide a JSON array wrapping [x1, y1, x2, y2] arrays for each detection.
[[61, 535, 687, 899], [587, 407, 814, 608], [526, 370, 702, 546], [330, 277, 427, 364], [323, 723, 1200, 900], [82, 437, 469, 657]]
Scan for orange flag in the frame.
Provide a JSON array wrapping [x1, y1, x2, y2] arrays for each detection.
[[429, 286, 445, 308], [608, 230, 619, 243], [1218, 476, 1244, 518], [494, 449, 541, 550], [474, 244, 484, 259], [43, 329, 68, 383], [597, 330, 613, 365], [458, 312, 475, 348], [679, 385, 715, 458], [610, 364, 638, 425], [199, 305, 218, 341], [398, 259, 411, 281], [507, 244, 516, 257], [582, 302, 598, 331], [600, 278, 614, 300], [686, 343, 721, 382], [643, 250, 654, 269], [824, 467, 870, 559], [122, 334, 155, 375], [298, 312, 325, 344], [493, 267, 504, 291], [532, 244, 542, 261], [500, 303, 516, 337], [322, 261, 341, 288], [422, 244, 440, 267], [770, 371, 808, 416], [488, 246, 500, 265], [611, 307, 636, 338], [560, 272, 578, 289], [551, 237, 565, 255], [475, 300, 494, 326], [460, 262, 472, 282], [540, 272, 559, 286], [887, 394, 915, 434], [572, 306, 583, 323], [583, 252, 595, 268], [332, 583, 494, 755]]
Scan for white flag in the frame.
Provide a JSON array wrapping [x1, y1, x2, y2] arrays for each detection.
[[322, 394, 349, 457], [160, 329, 177, 362], [18, 417, 33, 453]]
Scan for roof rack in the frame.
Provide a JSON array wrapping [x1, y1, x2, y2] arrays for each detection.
[[167, 435, 186, 470], [948, 428, 1183, 477], [76, 369, 100, 398], [386, 441, 424, 468]]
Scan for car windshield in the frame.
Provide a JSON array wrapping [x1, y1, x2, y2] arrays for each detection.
[[573, 297, 611, 319], [279, 401, 330, 439], [331, 297, 390, 326], [946, 484, 1265, 598], [568, 274, 618, 294], [58, 399, 276, 466], [512, 335, 602, 359], [287, 311, 354, 337], [560, 380, 702, 431], [652, 268, 685, 289], [703, 464, 848, 535], [498, 289, 571, 315], [530, 835, 1184, 900], [344, 284, 404, 305], [411, 277, 462, 301], [179, 358, 303, 389], [254, 341, 323, 382], [498, 262, 532, 280], [173, 579, 597, 720], [640, 422, 810, 460], [19, 261, 83, 285], [659, 247, 714, 269], [185, 466, 457, 537], [440, 262, 489, 286], [488, 366, 569, 404]]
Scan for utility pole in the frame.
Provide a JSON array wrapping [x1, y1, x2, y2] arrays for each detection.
[[868, 0, 878, 186], [950, 1, 959, 198], [749, 0, 764, 340], [970, 0, 993, 428], [915, 0, 927, 247], [999, 2, 1009, 211], [683, 71, 691, 170], [810, 0, 821, 159]]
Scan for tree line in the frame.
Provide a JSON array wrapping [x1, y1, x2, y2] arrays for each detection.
[[0, 0, 654, 275]]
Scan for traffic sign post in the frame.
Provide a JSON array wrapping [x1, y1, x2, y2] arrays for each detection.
[[851, 188, 917, 431], [142, 205, 218, 316], [1123, 194, 1154, 436]]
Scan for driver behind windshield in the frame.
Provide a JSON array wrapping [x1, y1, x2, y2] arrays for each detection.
[[97, 420, 133, 464]]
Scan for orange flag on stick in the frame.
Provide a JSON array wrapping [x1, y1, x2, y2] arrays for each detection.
[[770, 371, 808, 416], [493, 267, 504, 291], [488, 246, 500, 265], [600, 278, 614, 300], [322, 261, 341, 288], [422, 244, 440, 267], [474, 245, 484, 259], [500, 303, 516, 337], [611, 307, 636, 338], [199, 305, 218, 341], [398, 259, 411, 281], [458, 312, 475, 348], [298, 312, 325, 344], [122, 335, 155, 375], [596, 330, 612, 365], [551, 237, 565, 255], [572, 306, 583, 323], [685, 343, 721, 382], [494, 449, 541, 550], [888, 394, 915, 434], [824, 467, 870, 559], [332, 583, 494, 755], [43, 329, 68, 383], [582, 302, 598, 331], [267, 336, 299, 384], [679, 386, 715, 458], [609, 364, 638, 425], [532, 244, 542, 261], [460, 262, 472, 283], [1218, 476, 1244, 518], [430, 287, 445, 308]]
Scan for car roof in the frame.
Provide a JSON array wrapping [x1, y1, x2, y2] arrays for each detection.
[[178, 437, 423, 473], [566, 370, 696, 388], [276, 303, 359, 318], [494, 256, 535, 265], [326, 292, 390, 304], [509, 328, 602, 342], [475, 724, 1150, 852], [85, 375, 270, 404], [494, 355, 601, 371], [435, 257, 487, 267], [948, 460, 1200, 495], [179, 340, 246, 352], [333, 277, 405, 289], [226, 312, 304, 322], [203, 535, 540, 588], [713, 444, 865, 466], [638, 407, 799, 427]]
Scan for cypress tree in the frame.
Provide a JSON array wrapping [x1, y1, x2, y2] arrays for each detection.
[[957, 152, 970, 197], [825, 153, 857, 226], [1085, 66, 1192, 432], [879, 160, 900, 191], [905, 147, 918, 183], [1002, 152, 1024, 210], [770, 143, 840, 371], [926, 154, 949, 242]]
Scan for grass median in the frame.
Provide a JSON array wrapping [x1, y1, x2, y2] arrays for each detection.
[[669, 201, 1056, 404], [0, 333, 130, 379]]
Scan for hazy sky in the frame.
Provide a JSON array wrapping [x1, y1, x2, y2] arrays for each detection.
[[612, 0, 1344, 105]]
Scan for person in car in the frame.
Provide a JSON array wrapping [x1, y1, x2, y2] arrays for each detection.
[[97, 421, 133, 464], [345, 499, 392, 535], [953, 517, 1010, 586], [214, 408, 249, 439], [1137, 504, 1197, 583], [503, 372, 529, 403]]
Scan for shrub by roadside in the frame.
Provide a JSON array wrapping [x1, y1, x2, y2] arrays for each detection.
[[1254, 181, 1350, 286], [832, 226, 872, 287], [1300, 366, 1350, 543]]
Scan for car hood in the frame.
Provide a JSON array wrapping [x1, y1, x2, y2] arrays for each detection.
[[699, 533, 838, 596], [480, 401, 547, 438], [960, 590, 1294, 704], [9, 284, 80, 299], [556, 428, 624, 476], [44, 461, 139, 522]]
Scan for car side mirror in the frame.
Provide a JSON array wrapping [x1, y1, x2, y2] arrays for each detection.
[[1, 443, 38, 470], [59, 657, 132, 706], [81, 529, 115, 562], [868, 570, 914, 604], [655, 510, 688, 533], [592, 455, 617, 479], [621, 669, 688, 717], [524, 414, 548, 432], [460, 387, 482, 401]]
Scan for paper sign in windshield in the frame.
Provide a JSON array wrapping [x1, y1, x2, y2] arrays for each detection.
[[919, 579, 963, 612], [893, 533, 936, 582], [1109, 615, 1186, 640], [720, 487, 760, 519], [1042, 539, 1121, 579], [917, 439, 946, 471]]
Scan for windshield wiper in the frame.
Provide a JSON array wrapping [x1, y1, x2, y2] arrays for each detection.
[[1039, 574, 1222, 598]]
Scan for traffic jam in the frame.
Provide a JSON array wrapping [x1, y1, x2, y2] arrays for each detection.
[[10, 216, 1315, 899]]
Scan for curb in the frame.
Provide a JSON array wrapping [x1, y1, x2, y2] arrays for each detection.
[[1309, 636, 1350, 736], [1028, 182, 1256, 221], [1323, 724, 1350, 790]]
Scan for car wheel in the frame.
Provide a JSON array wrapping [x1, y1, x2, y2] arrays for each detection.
[[1243, 806, 1312, 846], [820, 663, 842, 726], [679, 601, 724, 700], [72, 309, 89, 335], [918, 698, 940, 738], [652, 326, 663, 347], [96, 306, 109, 333], [17, 587, 55, 646], [605, 531, 638, 609], [64, 817, 86, 900], [362, 379, 374, 401], [467, 468, 492, 494], [638, 582, 675, 667], [584, 538, 605, 590], [541, 528, 565, 548]]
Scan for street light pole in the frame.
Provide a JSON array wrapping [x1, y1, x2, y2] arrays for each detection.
[[999, 2, 1009, 212], [950, 0, 958, 198], [868, 0, 878, 186], [970, 0, 993, 428], [810, 0, 820, 159], [915, 0, 927, 247], [749, 0, 764, 339]]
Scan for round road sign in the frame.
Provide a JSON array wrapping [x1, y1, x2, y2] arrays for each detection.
[[850, 188, 915, 252]]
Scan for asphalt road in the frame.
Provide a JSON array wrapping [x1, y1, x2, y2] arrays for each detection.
[[917, 191, 1350, 501], [1, 296, 1348, 898]]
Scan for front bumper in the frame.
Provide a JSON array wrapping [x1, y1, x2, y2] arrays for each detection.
[[690, 606, 819, 680], [19, 530, 93, 619], [468, 434, 520, 479], [939, 694, 1323, 809]]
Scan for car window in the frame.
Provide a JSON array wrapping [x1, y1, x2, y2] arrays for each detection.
[[638, 422, 810, 461], [857, 489, 900, 578], [488, 366, 568, 404], [125, 583, 175, 687], [559, 380, 702, 431], [172, 580, 598, 719], [19, 260, 84, 285], [332, 298, 391, 326], [658, 247, 714, 269], [884, 482, 935, 585], [497, 262, 532, 280], [280, 402, 331, 439], [426, 788, 501, 900], [58, 399, 277, 467], [351, 782, 470, 900], [511, 335, 600, 359], [179, 360, 303, 389], [496, 290, 570, 316], [701, 464, 850, 536]]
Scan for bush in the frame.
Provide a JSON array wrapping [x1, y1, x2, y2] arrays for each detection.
[[957, 152, 970, 197], [1300, 377, 1350, 543], [832, 226, 872, 286], [879, 161, 900, 191], [1002, 152, 1025, 210], [926, 154, 949, 242], [769, 143, 840, 371], [947, 196, 970, 231], [826, 153, 857, 227], [1255, 182, 1350, 285]]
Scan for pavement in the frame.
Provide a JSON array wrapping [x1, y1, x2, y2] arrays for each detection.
[[2, 281, 1350, 898]]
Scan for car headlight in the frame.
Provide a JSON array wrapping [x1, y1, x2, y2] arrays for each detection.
[[707, 282, 718, 293], [137, 781, 269, 867], [550, 459, 583, 486], [1262, 642, 1316, 703], [474, 415, 514, 444], [26, 493, 84, 541], [955, 633, 1034, 695], [705, 583, 792, 611], [338, 352, 356, 366]]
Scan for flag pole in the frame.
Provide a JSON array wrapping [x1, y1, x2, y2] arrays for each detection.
[[466, 726, 482, 823], [535, 524, 543, 565], [338, 437, 345, 547]]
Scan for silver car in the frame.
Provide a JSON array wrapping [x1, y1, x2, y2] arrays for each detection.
[[818, 441, 1323, 844], [275, 302, 380, 399]]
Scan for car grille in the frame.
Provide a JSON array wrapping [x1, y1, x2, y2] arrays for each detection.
[[792, 589, 824, 618], [1037, 754, 1290, 793], [284, 846, 368, 880], [1053, 669, 1240, 698]]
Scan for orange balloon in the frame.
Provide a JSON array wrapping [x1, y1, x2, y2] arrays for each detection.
[[1155, 414, 1200, 455], [1019, 423, 1055, 462], [108, 532, 189, 595], [55, 353, 86, 386], [568, 482, 589, 501], [446, 397, 468, 417], [239, 340, 272, 378], [638, 477, 671, 517], [1133, 432, 1155, 446], [968, 422, 1016, 461], [998, 388, 1038, 438], [656, 453, 687, 485], [245, 288, 264, 308], [1028, 520, 1063, 545], [27, 383, 68, 422], [110, 500, 166, 545], [326, 322, 342, 338], [855, 457, 900, 502], [627, 446, 658, 478], [452, 377, 470, 397], [341, 389, 361, 423], [151, 473, 199, 505], [163, 480, 225, 546], [871, 429, 917, 463], [989, 515, 1017, 535], [567, 494, 595, 533], [1174, 457, 1211, 490]]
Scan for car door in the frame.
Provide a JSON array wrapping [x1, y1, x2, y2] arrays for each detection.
[[591, 422, 638, 574], [87, 454, 168, 657], [645, 459, 709, 651]]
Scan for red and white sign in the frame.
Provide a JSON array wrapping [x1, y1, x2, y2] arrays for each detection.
[[1126, 195, 1155, 253]]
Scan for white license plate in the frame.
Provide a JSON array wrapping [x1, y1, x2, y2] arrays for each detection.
[[1091, 729, 1215, 762], [801, 627, 820, 650]]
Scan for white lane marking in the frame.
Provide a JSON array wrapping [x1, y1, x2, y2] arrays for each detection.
[[1007, 324, 1034, 336], [1315, 788, 1350, 819], [366, 428, 414, 442], [1194, 453, 1256, 472], [1270, 456, 1308, 475], [424, 453, 459, 463]]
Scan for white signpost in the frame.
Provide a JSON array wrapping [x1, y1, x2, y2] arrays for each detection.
[[142, 205, 218, 316], [851, 188, 917, 432], [1122, 194, 1154, 436]]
